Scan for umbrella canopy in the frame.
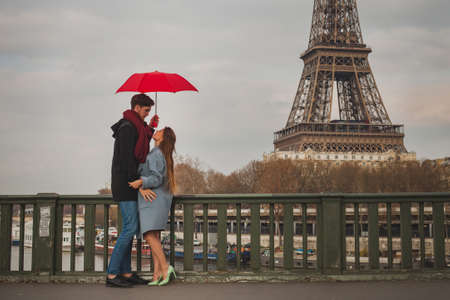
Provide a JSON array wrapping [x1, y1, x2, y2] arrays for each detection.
[[115, 71, 198, 94]]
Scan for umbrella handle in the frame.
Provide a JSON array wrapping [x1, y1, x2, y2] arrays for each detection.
[[155, 92, 158, 115]]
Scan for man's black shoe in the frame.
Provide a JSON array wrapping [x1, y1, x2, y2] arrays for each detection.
[[123, 273, 150, 285], [106, 276, 133, 288]]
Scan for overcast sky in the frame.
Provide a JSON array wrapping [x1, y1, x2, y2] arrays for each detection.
[[1, 0, 449, 194]]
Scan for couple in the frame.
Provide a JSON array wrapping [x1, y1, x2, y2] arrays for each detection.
[[106, 93, 176, 288]]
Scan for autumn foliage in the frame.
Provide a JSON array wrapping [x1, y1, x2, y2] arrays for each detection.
[[174, 157, 449, 194], [99, 156, 448, 195]]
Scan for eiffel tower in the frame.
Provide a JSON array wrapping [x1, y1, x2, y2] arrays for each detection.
[[274, 0, 407, 155]]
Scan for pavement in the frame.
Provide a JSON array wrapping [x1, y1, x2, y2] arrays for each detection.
[[1, 280, 449, 300]]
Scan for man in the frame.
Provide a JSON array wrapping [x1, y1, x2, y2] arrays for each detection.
[[107, 93, 159, 288]]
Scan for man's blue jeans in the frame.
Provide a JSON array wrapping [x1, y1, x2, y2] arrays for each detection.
[[107, 201, 139, 275]]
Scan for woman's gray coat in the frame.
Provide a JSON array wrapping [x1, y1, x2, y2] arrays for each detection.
[[138, 147, 173, 235]]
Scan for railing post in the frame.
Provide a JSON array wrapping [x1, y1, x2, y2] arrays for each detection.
[[19, 204, 25, 272], [84, 204, 96, 272], [283, 203, 294, 270], [136, 238, 142, 272], [432, 202, 445, 269], [250, 203, 261, 271], [70, 204, 76, 272], [354, 203, 360, 270], [320, 197, 344, 274], [0, 203, 13, 273], [217, 204, 227, 271], [400, 202, 412, 269], [418, 202, 425, 269], [32, 193, 58, 275], [269, 203, 275, 270], [368, 202, 380, 270], [103, 204, 110, 272], [236, 203, 242, 271], [183, 204, 194, 271], [169, 203, 175, 266], [54, 204, 63, 274], [202, 204, 209, 272], [341, 203, 347, 270], [316, 202, 323, 271], [387, 202, 393, 269], [302, 203, 308, 269]]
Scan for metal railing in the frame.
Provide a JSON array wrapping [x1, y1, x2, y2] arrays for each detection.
[[274, 123, 405, 142], [0, 193, 448, 277]]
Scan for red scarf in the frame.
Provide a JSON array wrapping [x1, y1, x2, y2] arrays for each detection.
[[123, 110, 154, 163]]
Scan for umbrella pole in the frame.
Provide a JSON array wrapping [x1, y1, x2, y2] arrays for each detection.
[[155, 91, 158, 114]]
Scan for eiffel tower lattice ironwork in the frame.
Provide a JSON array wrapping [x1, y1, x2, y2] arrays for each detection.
[[274, 0, 407, 154]]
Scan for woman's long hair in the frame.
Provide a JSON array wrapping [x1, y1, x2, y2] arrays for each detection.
[[158, 127, 176, 194]]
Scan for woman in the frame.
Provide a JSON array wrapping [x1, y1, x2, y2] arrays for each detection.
[[128, 127, 177, 286]]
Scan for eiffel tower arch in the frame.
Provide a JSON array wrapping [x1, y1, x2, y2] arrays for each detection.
[[274, 0, 411, 160]]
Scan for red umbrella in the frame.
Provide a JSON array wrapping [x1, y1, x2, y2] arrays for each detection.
[[116, 71, 198, 113]]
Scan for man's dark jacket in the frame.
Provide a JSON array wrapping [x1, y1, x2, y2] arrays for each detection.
[[111, 119, 153, 202]]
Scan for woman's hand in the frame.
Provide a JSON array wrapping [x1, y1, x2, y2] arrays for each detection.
[[139, 188, 156, 202], [128, 179, 143, 189]]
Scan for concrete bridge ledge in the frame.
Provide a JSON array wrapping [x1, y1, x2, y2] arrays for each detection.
[[1, 270, 449, 284]]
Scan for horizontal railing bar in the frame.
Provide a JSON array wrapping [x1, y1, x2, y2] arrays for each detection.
[[342, 198, 448, 203], [7, 269, 446, 276], [0, 195, 58, 200], [0, 198, 446, 205], [1, 193, 448, 205], [0, 199, 38, 205], [176, 192, 450, 200], [176, 193, 323, 199], [1, 193, 449, 199], [57, 200, 115, 205], [0, 271, 38, 275], [181, 192, 450, 198], [53, 271, 109, 275], [174, 199, 321, 204]]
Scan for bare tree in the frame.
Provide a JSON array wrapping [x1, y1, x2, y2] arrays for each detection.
[[174, 155, 207, 194]]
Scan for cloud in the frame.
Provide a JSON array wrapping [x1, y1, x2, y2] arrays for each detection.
[[368, 27, 450, 79], [391, 83, 450, 126]]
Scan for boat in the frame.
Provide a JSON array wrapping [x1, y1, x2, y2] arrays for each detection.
[[11, 221, 34, 248], [61, 222, 85, 250], [94, 231, 152, 257]]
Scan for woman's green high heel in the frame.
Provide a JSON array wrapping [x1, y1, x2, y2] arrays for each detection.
[[147, 275, 162, 286], [158, 265, 176, 286]]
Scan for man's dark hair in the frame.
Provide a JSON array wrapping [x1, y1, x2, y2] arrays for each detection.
[[131, 94, 154, 109]]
